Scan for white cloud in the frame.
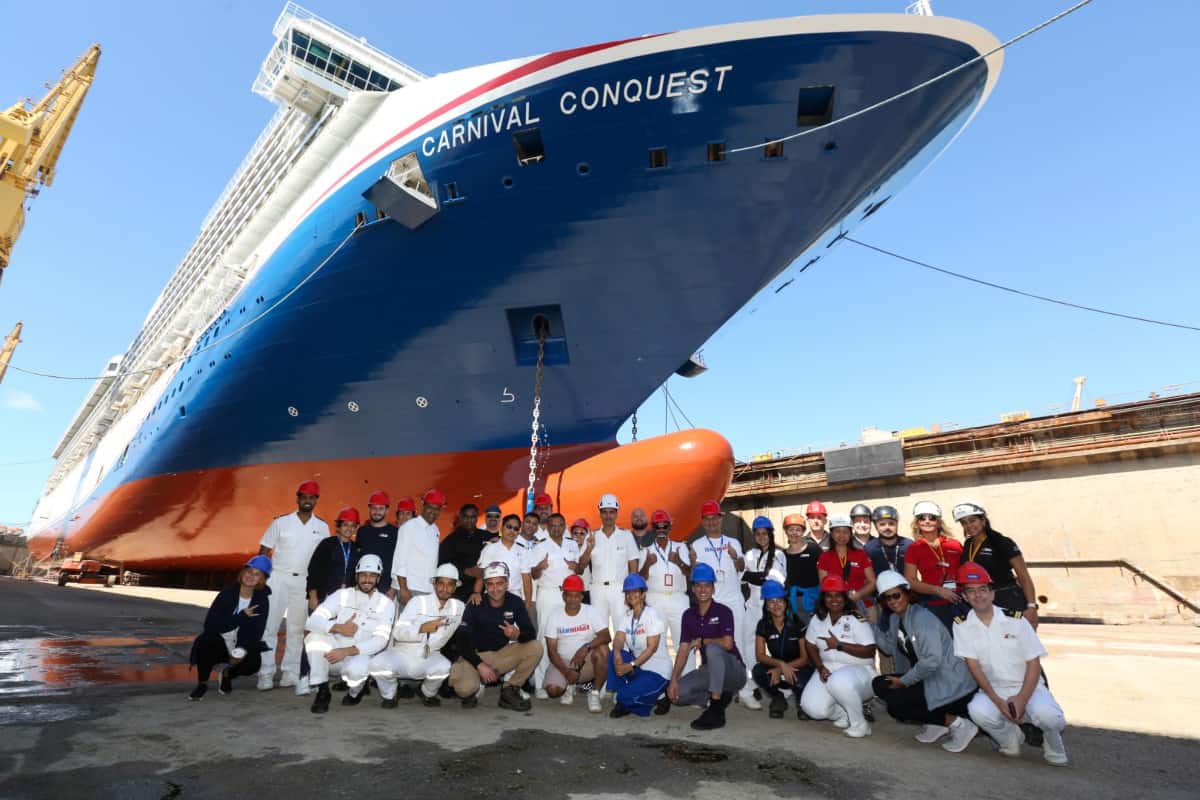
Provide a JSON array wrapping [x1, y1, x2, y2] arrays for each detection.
[[4, 390, 43, 412]]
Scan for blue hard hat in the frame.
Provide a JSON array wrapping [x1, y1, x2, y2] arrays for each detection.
[[752, 515, 774, 530], [761, 579, 787, 601], [622, 574, 648, 592], [244, 555, 272, 576], [691, 563, 716, 584]]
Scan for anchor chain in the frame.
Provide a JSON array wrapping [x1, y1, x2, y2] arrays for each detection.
[[526, 322, 547, 506], [631, 410, 638, 442]]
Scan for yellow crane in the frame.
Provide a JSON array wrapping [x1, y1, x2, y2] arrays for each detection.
[[0, 44, 100, 285]]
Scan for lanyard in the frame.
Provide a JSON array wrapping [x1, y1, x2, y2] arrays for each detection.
[[627, 610, 643, 652], [339, 539, 352, 577], [966, 534, 986, 563], [880, 540, 900, 572], [705, 536, 725, 570], [929, 537, 946, 566], [836, 548, 849, 570], [654, 542, 670, 564]]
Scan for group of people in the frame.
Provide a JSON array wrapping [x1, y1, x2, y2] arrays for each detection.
[[187, 483, 1069, 766]]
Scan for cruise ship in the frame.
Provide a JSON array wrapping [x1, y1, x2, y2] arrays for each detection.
[[27, 4, 1002, 571]]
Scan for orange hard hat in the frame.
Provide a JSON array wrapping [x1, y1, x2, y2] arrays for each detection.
[[783, 514, 806, 529]]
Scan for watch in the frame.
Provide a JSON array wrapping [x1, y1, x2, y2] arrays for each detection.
[[1027, 603, 1039, 609]]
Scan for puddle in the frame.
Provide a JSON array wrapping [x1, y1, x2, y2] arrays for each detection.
[[639, 741, 730, 763], [0, 635, 196, 697]]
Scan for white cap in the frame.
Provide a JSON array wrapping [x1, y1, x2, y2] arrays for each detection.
[[828, 513, 853, 529], [875, 570, 910, 595], [482, 561, 511, 580], [432, 563, 461, 585], [952, 502, 986, 522], [912, 501, 942, 518], [598, 493, 620, 510], [356, 554, 384, 575]]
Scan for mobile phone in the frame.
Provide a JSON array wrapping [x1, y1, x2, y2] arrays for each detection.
[[1008, 702, 1018, 718], [503, 611, 515, 624]]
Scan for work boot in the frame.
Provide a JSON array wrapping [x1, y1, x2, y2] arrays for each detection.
[[342, 686, 365, 706], [690, 700, 726, 731], [381, 696, 399, 710], [499, 684, 532, 712], [610, 702, 631, 718], [653, 696, 672, 716], [768, 694, 787, 719], [188, 683, 207, 701], [218, 668, 233, 696], [418, 689, 441, 707], [310, 683, 331, 714], [720, 691, 734, 710]]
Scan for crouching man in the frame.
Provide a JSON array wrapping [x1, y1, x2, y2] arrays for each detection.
[[543, 574, 610, 711], [304, 554, 395, 713], [370, 564, 465, 708]]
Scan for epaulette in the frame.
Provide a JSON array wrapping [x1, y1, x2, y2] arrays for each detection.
[[1007, 609, 1024, 619], [953, 615, 967, 624]]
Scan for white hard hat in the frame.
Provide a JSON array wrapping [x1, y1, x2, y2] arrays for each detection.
[[875, 570, 910, 595], [356, 554, 383, 575], [432, 563, 461, 585], [598, 493, 620, 510], [952, 502, 987, 522], [912, 501, 942, 518], [828, 513, 853, 529], [482, 561, 511, 581]]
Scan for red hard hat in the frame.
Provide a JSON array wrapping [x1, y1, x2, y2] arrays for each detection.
[[561, 575, 585, 593], [296, 480, 320, 496], [700, 499, 722, 517], [820, 575, 849, 594], [571, 517, 590, 531], [651, 509, 672, 525], [956, 562, 993, 587], [336, 506, 361, 524], [805, 501, 828, 517], [367, 491, 390, 507], [396, 497, 416, 513], [423, 489, 446, 506], [534, 493, 553, 507]]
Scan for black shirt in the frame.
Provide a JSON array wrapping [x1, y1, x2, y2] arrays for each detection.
[[963, 530, 1022, 588], [356, 523, 398, 592], [438, 526, 495, 601], [755, 614, 805, 663], [306, 536, 362, 601], [453, 592, 536, 665], [864, 535, 913, 577], [784, 542, 824, 590]]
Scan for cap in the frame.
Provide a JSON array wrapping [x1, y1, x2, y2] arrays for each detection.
[[423, 489, 446, 506], [485, 504, 502, 515], [913, 500, 942, 518], [805, 500, 827, 517], [483, 562, 511, 580], [570, 517, 590, 531], [875, 570, 910, 595], [396, 497, 416, 513], [598, 493, 619, 510], [820, 575, 850, 594], [761, 580, 787, 601], [871, 505, 899, 523], [651, 509, 672, 526], [534, 493, 553, 507], [827, 513, 852, 530], [367, 491, 390, 507], [622, 574, 648, 592], [561, 575, 585, 593], [244, 555, 272, 576], [782, 513, 806, 529], [432, 563, 461, 585], [356, 554, 383, 575], [751, 515, 774, 531], [335, 506, 361, 524], [296, 480, 320, 496], [956, 561, 993, 587], [691, 563, 717, 584], [700, 499, 722, 517], [952, 502, 987, 522]]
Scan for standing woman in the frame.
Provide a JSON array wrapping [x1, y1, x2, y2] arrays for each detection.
[[801, 576, 878, 737], [608, 574, 673, 718], [188, 556, 272, 700], [817, 514, 877, 616], [782, 513, 823, 622], [952, 502, 1039, 627], [752, 580, 812, 720], [871, 571, 979, 753], [903, 501, 964, 629], [741, 516, 787, 687]]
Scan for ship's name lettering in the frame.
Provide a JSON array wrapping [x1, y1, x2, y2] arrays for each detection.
[[559, 65, 732, 116], [421, 102, 542, 157]]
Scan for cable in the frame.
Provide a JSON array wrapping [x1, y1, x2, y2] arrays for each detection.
[[728, 0, 1095, 155], [846, 237, 1200, 333]]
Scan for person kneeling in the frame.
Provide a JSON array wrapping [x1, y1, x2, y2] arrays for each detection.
[[370, 564, 465, 708], [607, 574, 673, 718], [304, 554, 395, 713], [801, 576, 878, 737], [544, 574, 610, 712], [952, 562, 1069, 766], [666, 564, 747, 730], [752, 579, 813, 720], [188, 556, 273, 700]]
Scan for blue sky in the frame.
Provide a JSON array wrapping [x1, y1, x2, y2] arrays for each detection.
[[1, 0, 1196, 526]]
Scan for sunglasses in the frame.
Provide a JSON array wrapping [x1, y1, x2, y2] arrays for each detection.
[[880, 591, 905, 602], [503, 524, 520, 531], [916, 514, 938, 522], [653, 524, 670, 531]]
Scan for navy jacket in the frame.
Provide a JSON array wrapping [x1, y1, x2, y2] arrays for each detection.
[[306, 536, 363, 601], [191, 583, 271, 664]]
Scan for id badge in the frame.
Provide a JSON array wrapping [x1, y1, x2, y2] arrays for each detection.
[[664, 573, 674, 588], [942, 580, 957, 590], [716, 571, 725, 583]]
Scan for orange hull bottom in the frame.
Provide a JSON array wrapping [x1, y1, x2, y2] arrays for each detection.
[[28, 430, 733, 571]]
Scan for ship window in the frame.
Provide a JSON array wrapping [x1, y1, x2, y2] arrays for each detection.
[[707, 142, 726, 162], [376, 208, 387, 220], [862, 196, 891, 219], [355, 211, 367, 226], [179, 405, 187, 418], [290, 30, 310, 58], [764, 139, 784, 159], [368, 71, 390, 91], [512, 127, 545, 165], [648, 147, 668, 169], [444, 181, 461, 201], [796, 86, 835, 126]]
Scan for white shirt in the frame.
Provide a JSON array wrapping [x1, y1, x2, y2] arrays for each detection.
[[692, 535, 745, 602], [589, 527, 639, 584], [954, 608, 1047, 696], [305, 587, 395, 657], [618, 605, 673, 678], [389, 593, 465, 657], [259, 512, 331, 574], [531, 535, 581, 595], [393, 516, 441, 593], [544, 603, 606, 660], [639, 539, 690, 595], [805, 613, 876, 669], [744, 547, 788, 589], [477, 540, 531, 600]]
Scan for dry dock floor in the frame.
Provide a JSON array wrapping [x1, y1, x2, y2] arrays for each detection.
[[0, 578, 1195, 799]]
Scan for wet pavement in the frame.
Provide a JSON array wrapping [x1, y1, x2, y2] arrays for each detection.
[[1, 577, 1197, 800]]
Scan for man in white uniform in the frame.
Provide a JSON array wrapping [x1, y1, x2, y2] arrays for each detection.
[[257, 480, 331, 690], [393, 489, 445, 608], [953, 562, 1069, 766], [638, 510, 692, 673], [530, 513, 581, 696], [543, 574, 610, 712], [370, 564, 465, 708], [304, 554, 395, 713], [583, 493, 638, 633]]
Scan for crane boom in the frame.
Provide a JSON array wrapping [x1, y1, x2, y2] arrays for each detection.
[[0, 44, 100, 282]]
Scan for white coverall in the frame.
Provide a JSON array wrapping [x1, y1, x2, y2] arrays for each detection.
[[257, 511, 330, 685], [741, 546, 787, 683], [304, 587, 394, 693], [801, 612, 879, 728], [369, 593, 465, 699]]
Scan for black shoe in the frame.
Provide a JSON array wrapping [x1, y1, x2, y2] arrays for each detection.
[[188, 683, 207, 701], [719, 691, 734, 710], [218, 669, 233, 696], [397, 685, 416, 699], [768, 694, 787, 719], [341, 688, 364, 706], [863, 701, 875, 723], [521, 678, 536, 696], [461, 695, 479, 709], [1020, 722, 1044, 748], [796, 701, 811, 720], [381, 697, 399, 709], [499, 684, 532, 712], [653, 696, 672, 716], [437, 680, 456, 699], [311, 684, 331, 714], [690, 703, 726, 731], [331, 680, 349, 691], [610, 702, 631, 718], [418, 689, 441, 707]]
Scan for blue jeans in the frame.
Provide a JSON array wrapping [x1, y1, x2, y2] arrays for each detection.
[[605, 650, 668, 717]]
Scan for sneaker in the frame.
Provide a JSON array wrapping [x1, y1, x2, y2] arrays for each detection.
[[587, 690, 602, 713], [256, 674, 274, 691], [188, 683, 207, 701], [381, 697, 399, 709], [310, 684, 331, 714], [690, 702, 726, 731], [998, 727, 1023, 757], [738, 687, 762, 710], [218, 669, 233, 696], [294, 676, 311, 697], [915, 724, 950, 744], [768, 694, 787, 719], [653, 696, 672, 716], [559, 686, 575, 706], [418, 689, 441, 707], [278, 673, 298, 688], [941, 717, 979, 753], [1042, 730, 1069, 766], [499, 684, 532, 712], [341, 687, 364, 707], [831, 707, 851, 729], [845, 722, 872, 738], [535, 687, 550, 701]]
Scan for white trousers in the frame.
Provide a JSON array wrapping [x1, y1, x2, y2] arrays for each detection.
[[368, 649, 452, 699], [801, 664, 877, 727], [533, 593, 565, 689], [590, 583, 627, 633], [259, 572, 307, 679], [741, 590, 764, 681], [646, 591, 693, 674], [304, 631, 371, 689], [967, 685, 1066, 744]]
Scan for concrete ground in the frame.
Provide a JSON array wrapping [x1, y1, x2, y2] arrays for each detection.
[[1, 578, 1196, 800]]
